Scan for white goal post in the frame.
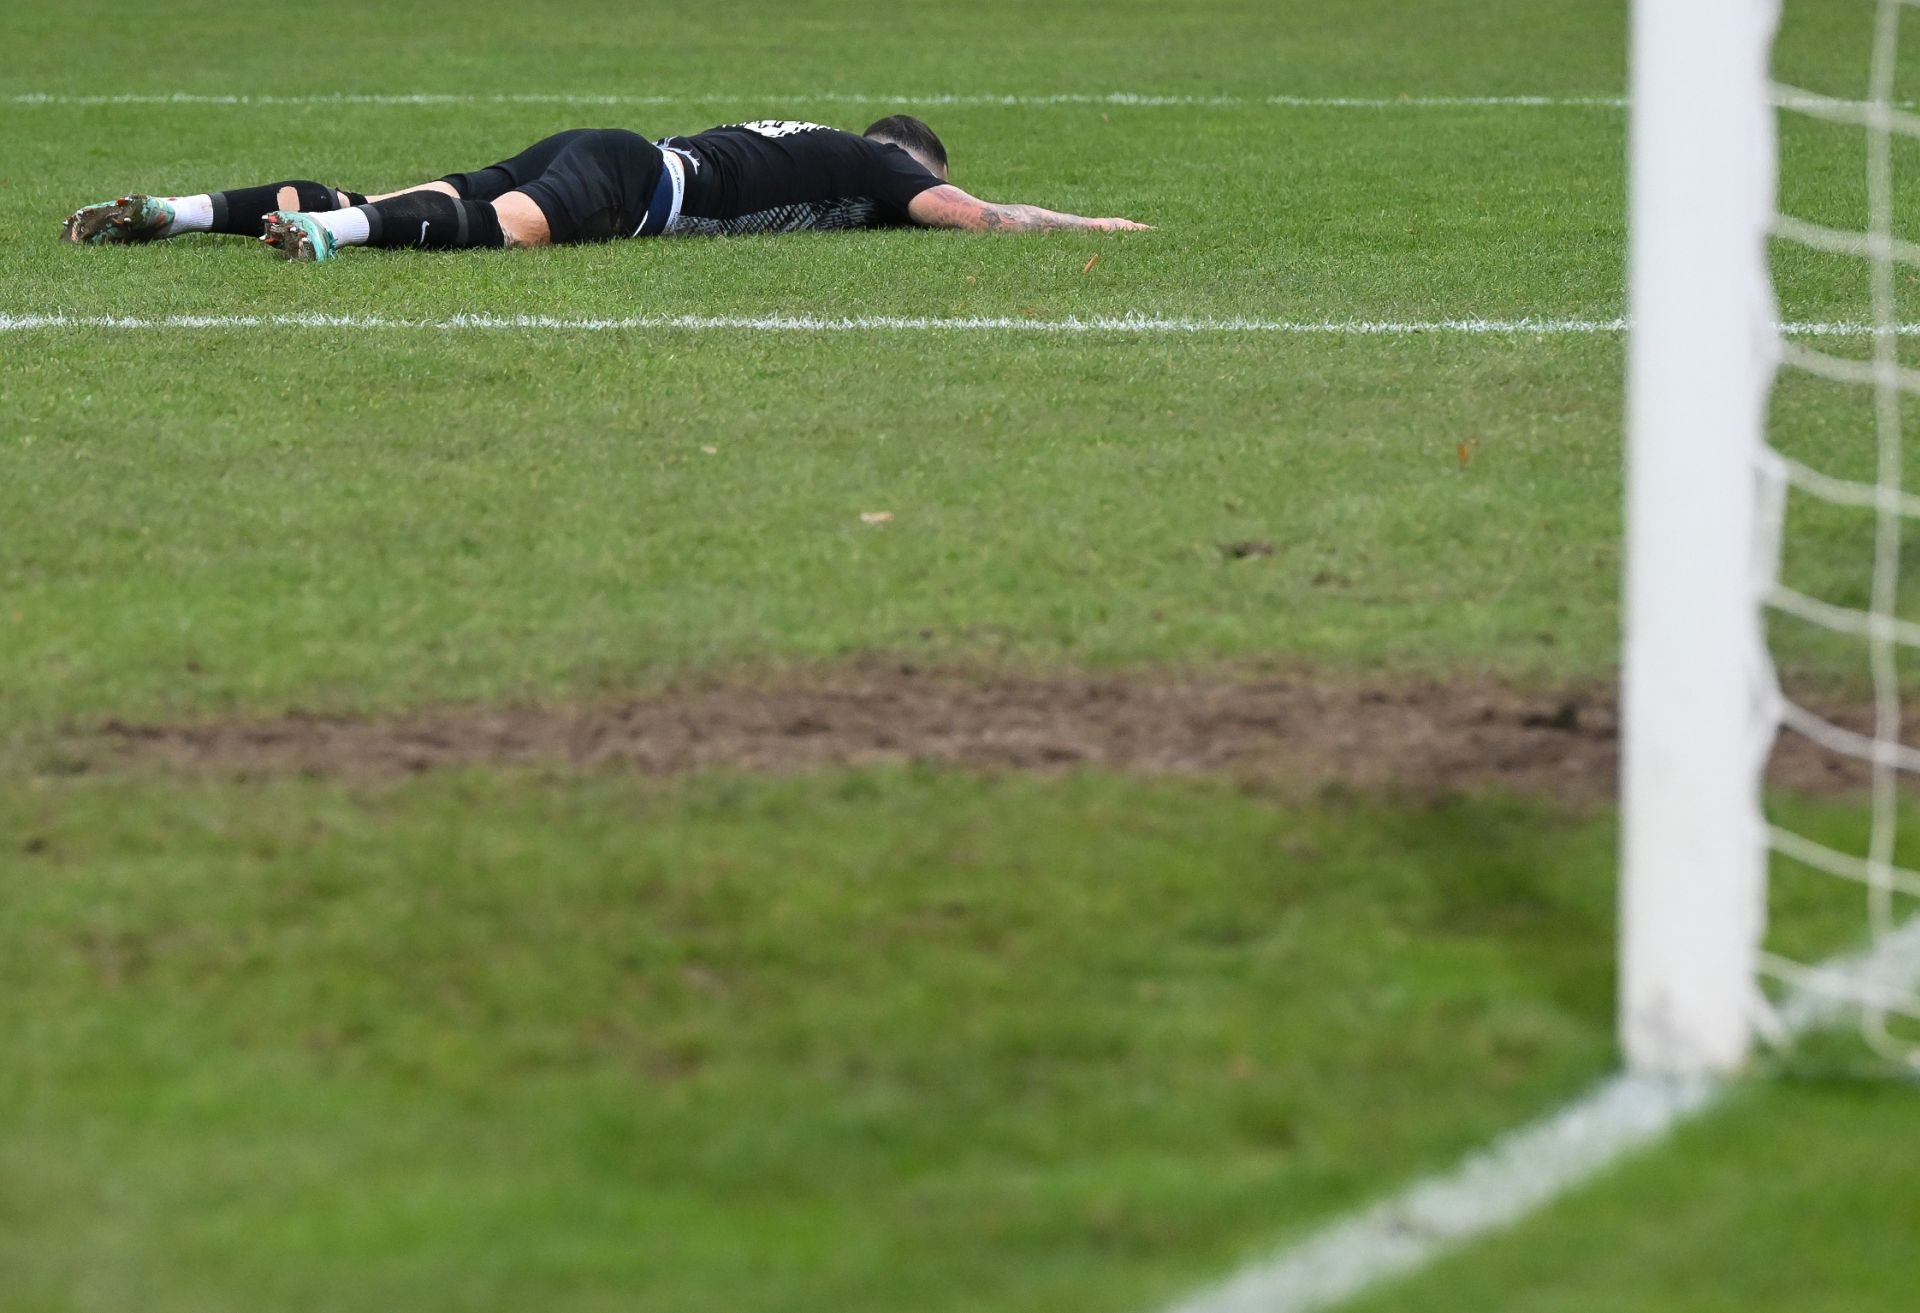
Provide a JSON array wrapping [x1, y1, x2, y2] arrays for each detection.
[[1621, 0, 1781, 1075]]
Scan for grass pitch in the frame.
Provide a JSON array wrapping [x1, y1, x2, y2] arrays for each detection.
[[2, 774, 1619, 1313], [3, 0, 1917, 1310]]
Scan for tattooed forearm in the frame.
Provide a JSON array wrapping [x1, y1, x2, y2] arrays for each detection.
[[978, 204, 1087, 232], [906, 184, 1151, 232]]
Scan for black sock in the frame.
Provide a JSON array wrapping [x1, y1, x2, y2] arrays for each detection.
[[208, 179, 348, 236], [360, 191, 505, 249]]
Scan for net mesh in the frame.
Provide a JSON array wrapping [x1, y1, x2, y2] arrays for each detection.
[[1763, 0, 1920, 1061]]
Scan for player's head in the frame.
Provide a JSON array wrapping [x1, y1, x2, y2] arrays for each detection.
[[864, 115, 949, 181]]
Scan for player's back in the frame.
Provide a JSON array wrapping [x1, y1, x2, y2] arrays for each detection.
[[663, 120, 943, 236]]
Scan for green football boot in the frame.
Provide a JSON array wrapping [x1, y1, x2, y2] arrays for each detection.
[[61, 194, 175, 245], [260, 210, 337, 262]]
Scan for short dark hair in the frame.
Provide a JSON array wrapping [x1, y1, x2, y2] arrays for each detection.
[[863, 115, 948, 172]]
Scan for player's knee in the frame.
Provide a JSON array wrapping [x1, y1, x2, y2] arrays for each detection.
[[491, 193, 550, 248]]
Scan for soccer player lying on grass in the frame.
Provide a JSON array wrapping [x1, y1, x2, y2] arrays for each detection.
[[62, 115, 1149, 260]]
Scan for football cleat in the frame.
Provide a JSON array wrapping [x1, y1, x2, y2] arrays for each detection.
[[62, 194, 175, 245], [260, 210, 337, 262]]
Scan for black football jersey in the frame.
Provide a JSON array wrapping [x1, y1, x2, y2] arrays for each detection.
[[660, 120, 946, 236]]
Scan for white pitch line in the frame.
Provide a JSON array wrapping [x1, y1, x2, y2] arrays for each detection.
[[1160, 917, 1920, 1313], [1162, 1074, 1719, 1313], [3, 312, 1623, 335], [9, 90, 1634, 110], [2, 312, 1918, 338]]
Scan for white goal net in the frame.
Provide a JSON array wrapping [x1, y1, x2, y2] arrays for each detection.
[[1624, 0, 1920, 1074]]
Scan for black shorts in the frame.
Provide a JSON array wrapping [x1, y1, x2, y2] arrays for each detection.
[[442, 127, 666, 244]]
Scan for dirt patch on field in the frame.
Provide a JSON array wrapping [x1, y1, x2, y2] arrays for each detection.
[[80, 662, 1872, 800]]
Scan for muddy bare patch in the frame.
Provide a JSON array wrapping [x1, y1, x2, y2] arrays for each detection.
[[84, 664, 1867, 800]]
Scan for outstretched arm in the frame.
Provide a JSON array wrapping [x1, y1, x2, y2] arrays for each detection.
[[907, 184, 1150, 232]]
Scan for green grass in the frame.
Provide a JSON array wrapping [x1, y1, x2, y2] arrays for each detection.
[[1345, 1077, 1920, 1313], [1, 3, 1645, 739], [3, 0, 1918, 1310], [0, 330, 1627, 734], [0, 772, 1621, 1313]]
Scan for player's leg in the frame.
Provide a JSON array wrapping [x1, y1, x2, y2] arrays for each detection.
[[347, 129, 597, 208], [433, 129, 596, 202], [262, 187, 518, 260], [258, 129, 597, 258], [64, 129, 611, 247], [493, 193, 552, 247], [260, 186, 550, 260], [62, 180, 367, 244], [271, 131, 593, 246], [263, 129, 654, 260], [289, 129, 598, 213], [362, 181, 460, 203]]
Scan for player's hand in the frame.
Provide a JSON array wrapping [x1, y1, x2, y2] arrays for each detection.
[[1093, 217, 1153, 231]]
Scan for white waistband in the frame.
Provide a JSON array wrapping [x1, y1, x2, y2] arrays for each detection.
[[659, 148, 686, 235]]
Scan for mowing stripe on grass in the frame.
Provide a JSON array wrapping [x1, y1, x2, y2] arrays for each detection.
[[11, 91, 1635, 109], [2, 313, 1917, 338], [1159, 917, 1920, 1313], [19, 90, 1920, 112]]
